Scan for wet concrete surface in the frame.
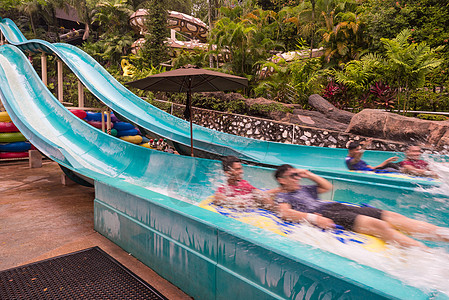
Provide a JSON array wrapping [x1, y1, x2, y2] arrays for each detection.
[[0, 160, 191, 299]]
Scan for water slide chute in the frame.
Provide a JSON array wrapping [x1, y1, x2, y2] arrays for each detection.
[[2, 16, 449, 298], [1, 43, 446, 299], [0, 17, 440, 192]]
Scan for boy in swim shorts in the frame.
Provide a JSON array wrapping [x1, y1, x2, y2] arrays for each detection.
[[272, 164, 449, 248]]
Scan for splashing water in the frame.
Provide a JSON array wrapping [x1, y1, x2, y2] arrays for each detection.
[[286, 223, 449, 296], [287, 157, 449, 296], [133, 155, 449, 296], [423, 154, 449, 195], [206, 158, 449, 296]]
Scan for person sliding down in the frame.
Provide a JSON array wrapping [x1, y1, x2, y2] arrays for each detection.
[[400, 145, 437, 178], [272, 164, 449, 248], [214, 156, 273, 210], [346, 138, 400, 173]]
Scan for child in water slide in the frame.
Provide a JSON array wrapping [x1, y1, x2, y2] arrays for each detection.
[[213, 156, 273, 210], [345, 139, 401, 173], [400, 145, 436, 177], [346, 139, 437, 177]]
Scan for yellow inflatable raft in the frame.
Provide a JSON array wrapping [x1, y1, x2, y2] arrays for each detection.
[[119, 135, 143, 144], [199, 197, 386, 252]]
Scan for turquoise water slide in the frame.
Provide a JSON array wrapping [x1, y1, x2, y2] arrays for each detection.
[[1, 43, 444, 300], [0, 43, 222, 201], [0, 17, 435, 190]]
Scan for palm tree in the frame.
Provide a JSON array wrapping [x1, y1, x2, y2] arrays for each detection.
[[211, 18, 257, 75], [18, 0, 41, 36], [210, 12, 281, 78], [93, 0, 134, 36], [308, 0, 317, 58], [321, 8, 366, 64]]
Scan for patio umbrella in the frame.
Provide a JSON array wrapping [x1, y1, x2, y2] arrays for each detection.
[[126, 65, 248, 156]]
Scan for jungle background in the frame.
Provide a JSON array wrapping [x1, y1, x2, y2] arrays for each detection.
[[1, 0, 448, 120]]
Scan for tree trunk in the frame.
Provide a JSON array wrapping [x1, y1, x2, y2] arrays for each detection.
[[402, 82, 409, 115], [309, 0, 316, 58], [208, 0, 213, 68], [29, 13, 36, 36]]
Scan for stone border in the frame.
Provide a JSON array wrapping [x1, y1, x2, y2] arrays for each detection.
[[150, 99, 408, 152]]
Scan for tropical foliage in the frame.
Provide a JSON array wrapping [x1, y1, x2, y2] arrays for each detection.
[[1, 0, 448, 114]]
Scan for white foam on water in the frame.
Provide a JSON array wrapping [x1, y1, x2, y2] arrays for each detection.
[[422, 155, 449, 196], [283, 157, 449, 296], [285, 224, 449, 296]]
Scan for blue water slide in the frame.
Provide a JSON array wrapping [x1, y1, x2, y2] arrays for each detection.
[[0, 43, 224, 201], [1, 43, 446, 300], [0, 17, 437, 190]]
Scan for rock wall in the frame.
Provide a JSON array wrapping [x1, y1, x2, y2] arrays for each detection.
[[166, 102, 408, 152], [347, 109, 449, 150]]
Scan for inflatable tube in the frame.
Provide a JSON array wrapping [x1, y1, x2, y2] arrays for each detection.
[[0, 121, 18, 132], [86, 120, 114, 129], [116, 128, 139, 137], [0, 151, 29, 159], [0, 141, 31, 152], [140, 142, 151, 148], [111, 113, 119, 123], [110, 128, 118, 136], [85, 112, 103, 121], [85, 111, 116, 122], [87, 120, 102, 129], [0, 111, 11, 122], [119, 135, 143, 144], [0, 132, 26, 142], [113, 122, 134, 131], [69, 109, 87, 119], [351, 170, 437, 182], [199, 197, 386, 253]]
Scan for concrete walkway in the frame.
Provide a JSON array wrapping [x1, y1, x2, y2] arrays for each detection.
[[0, 160, 191, 299]]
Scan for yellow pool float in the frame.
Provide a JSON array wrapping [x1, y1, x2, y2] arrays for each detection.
[[0, 111, 11, 122], [119, 135, 143, 144], [199, 197, 386, 252]]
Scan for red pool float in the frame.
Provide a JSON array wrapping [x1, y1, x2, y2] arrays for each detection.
[[0, 151, 29, 159], [87, 120, 114, 129], [0, 122, 18, 133], [69, 109, 87, 119]]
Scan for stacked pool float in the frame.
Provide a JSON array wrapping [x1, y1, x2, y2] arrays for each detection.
[[0, 111, 34, 159], [69, 109, 151, 147]]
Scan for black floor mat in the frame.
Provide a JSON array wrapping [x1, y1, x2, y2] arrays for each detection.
[[0, 246, 167, 299]]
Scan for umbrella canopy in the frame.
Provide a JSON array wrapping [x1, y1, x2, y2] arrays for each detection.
[[126, 65, 248, 157], [126, 66, 248, 93]]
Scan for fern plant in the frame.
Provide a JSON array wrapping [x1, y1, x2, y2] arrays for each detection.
[[380, 29, 443, 113]]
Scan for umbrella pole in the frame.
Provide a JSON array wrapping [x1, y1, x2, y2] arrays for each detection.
[[188, 91, 194, 157]]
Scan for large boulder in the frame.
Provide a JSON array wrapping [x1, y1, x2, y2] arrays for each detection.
[[346, 109, 449, 148], [288, 109, 348, 131], [308, 94, 355, 124]]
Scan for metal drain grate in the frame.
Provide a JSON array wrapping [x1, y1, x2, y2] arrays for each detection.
[[0, 247, 167, 300]]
